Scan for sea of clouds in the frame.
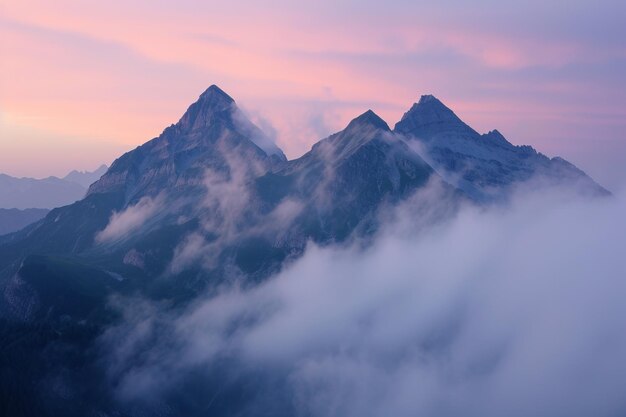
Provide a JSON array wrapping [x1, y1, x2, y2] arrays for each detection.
[[100, 182, 626, 417]]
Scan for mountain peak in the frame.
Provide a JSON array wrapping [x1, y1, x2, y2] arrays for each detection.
[[199, 84, 234, 103], [346, 110, 390, 132], [417, 94, 442, 105], [306, 110, 392, 163], [484, 129, 506, 141], [394, 94, 477, 139], [177, 85, 236, 131], [409, 94, 456, 116]]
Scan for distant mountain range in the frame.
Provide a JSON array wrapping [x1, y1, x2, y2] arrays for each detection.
[[0, 165, 108, 236], [0, 85, 608, 417], [62, 165, 110, 188], [0, 208, 49, 236], [0, 165, 108, 210]]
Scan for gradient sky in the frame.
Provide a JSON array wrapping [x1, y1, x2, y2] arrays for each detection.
[[1, 0, 625, 189]]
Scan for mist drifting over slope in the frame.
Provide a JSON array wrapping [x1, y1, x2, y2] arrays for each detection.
[[99, 182, 626, 417]]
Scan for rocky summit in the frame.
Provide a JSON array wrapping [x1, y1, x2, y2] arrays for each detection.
[[395, 95, 608, 200]]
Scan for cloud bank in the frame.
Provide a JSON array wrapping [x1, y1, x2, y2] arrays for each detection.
[[100, 185, 626, 416]]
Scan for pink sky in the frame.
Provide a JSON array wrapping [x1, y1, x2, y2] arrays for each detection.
[[1, 0, 625, 189]]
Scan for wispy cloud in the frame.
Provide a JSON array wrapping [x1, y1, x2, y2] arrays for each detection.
[[96, 195, 163, 243]]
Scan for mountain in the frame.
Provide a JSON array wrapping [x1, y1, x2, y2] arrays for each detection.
[[0, 208, 49, 236], [0, 174, 86, 209], [254, 109, 441, 245], [87, 85, 284, 202], [0, 85, 608, 318], [394, 95, 609, 200], [0, 86, 609, 417], [0, 86, 294, 305], [63, 164, 108, 188], [0, 165, 108, 209], [0, 89, 447, 299]]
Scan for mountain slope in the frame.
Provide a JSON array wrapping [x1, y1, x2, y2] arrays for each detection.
[[394, 95, 609, 200], [0, 208, 49, 236]]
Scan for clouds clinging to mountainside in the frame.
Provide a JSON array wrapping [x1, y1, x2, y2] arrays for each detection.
[[100, 182, 626, 417]]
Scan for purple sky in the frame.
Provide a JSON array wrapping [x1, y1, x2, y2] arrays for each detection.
[[1, 0, 625, 190]]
